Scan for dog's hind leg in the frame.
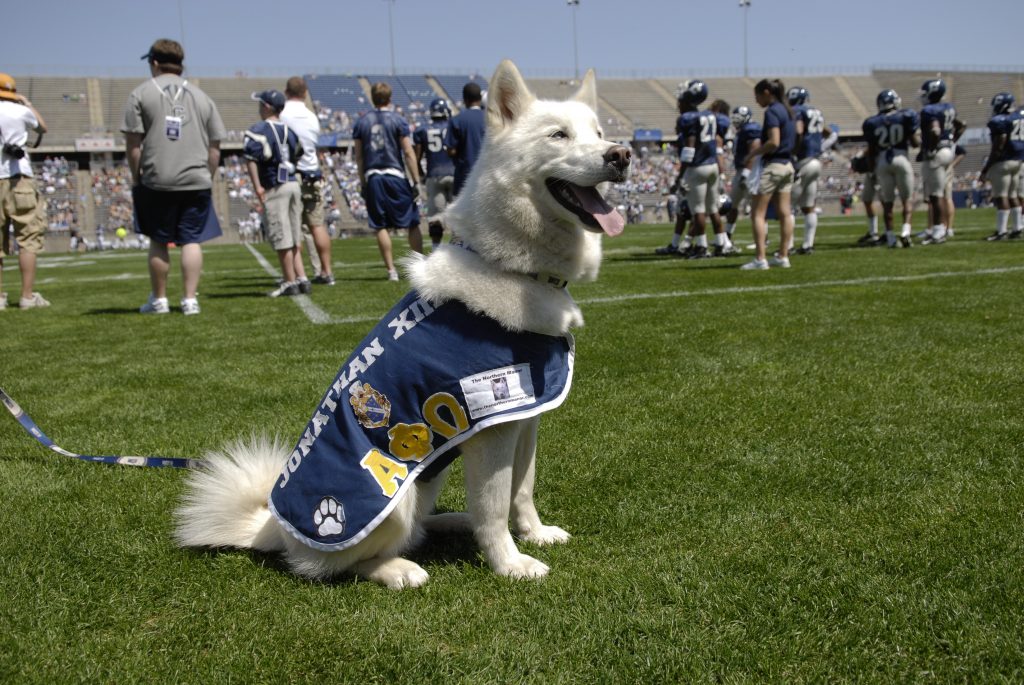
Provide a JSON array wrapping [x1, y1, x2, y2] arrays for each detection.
[[462, 422, 550, 579], [510, 416, 571, 546]]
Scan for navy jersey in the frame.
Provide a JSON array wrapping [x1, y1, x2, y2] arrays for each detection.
[[715, 112, 731, 146], [920, 102, 957, 151], [675, 110, 718, 167], [733, 121, 763, 169], [413, 121, 455, 178], [243, 120, 300, 189], [863, 109, 919, 158], [761, 102, 795, 163], [444, 107, 486, 193], [352, 109, 410, 172], [988, 110, 1024, 162], [793, 104, 826, 161], [268, 289, 574, 552]]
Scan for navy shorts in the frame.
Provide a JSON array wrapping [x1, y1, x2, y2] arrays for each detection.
[[365, 173, 419, 230], [132, 185, 222, 245]]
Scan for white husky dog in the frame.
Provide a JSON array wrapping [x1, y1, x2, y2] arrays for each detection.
[[175, 60, 630, 589]]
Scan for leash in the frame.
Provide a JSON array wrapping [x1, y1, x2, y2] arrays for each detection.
[[0, 387, 200, 469]]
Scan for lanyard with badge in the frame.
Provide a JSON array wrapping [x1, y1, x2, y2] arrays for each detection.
[[152, 78, 188, 141], [270, 122, 294, 184]]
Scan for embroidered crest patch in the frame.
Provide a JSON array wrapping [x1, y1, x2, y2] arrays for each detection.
[[350, 382, 391, 428]]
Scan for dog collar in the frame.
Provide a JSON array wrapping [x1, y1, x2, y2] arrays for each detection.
[[449, 238, 569, 289]]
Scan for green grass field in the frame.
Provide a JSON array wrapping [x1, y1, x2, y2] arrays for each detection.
[[2, 209, 1022, 683]]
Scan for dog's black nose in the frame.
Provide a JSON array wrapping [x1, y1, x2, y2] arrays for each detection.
[[603, 145, 631, 172]]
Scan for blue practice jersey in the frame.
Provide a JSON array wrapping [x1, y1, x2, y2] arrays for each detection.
[[352, 109, 410, 172], [444, 107, 486, 194], [863, 109, 919, 159], [988, 111, 1024, 162], [733, 121, 762, 170], [268, 289, 574, 552], [243, 120, 300, 189], [761, 102, 795, 163], [920, 102, 957, 151], [793, 104, 826, 161], [675, 110, 718, 167], [413, 121, 455, 178]]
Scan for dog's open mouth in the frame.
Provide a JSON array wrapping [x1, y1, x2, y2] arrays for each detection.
[[545, 179, 625, 237]]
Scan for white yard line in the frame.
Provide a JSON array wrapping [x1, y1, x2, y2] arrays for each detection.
[[245, 243, 333, 324], [576, 265, 1024, 305]]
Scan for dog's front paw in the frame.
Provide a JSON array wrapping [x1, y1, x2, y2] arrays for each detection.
[[519, 525, 571, 546], [494, 553, 550, 580]]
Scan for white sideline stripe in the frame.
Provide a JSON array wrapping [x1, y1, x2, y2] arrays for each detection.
[[576, 265, 1024, 305], [245, 243, 332, 324]]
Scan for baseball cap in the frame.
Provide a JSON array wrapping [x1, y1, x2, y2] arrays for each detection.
[[252, 90, 285, 112], [140, 40, 185, 65], [0, 73, 20, 102]]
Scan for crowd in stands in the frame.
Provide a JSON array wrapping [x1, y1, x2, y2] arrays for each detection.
[[36, 157, 79, 234]]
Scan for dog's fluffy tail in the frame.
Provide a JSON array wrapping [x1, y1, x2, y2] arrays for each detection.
[[174, 434, 288, 552]]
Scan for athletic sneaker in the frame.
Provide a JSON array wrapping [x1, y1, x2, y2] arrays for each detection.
[[686, 245, 710, 260], [740, 258, 769, 270], [921, 234, 945, 245], [654, 243, 679, 256], [0, 292, 7, 310], [795, 246, 814, 255], [387, 269, 400, 282], [140, 295, 169, 314], [857, 232, 881, 247], [181, 298, 200, 316], [899, 226, 912, 248], [1009, 230, 1022, 240], [985, 232, 1007, 242], [19, 292, 51, 309], [311, 273, 336, 285], [269, 282, 299, 298], [713, 244, 742, 257], [769, 255, 791, 268], [298, 279, 313, 295]]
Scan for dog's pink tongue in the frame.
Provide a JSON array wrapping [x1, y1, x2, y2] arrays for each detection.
[[572, 185, 625, 237]]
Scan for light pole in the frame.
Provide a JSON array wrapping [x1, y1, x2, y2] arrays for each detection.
[[739, 0, 751, 78], [386, 0, 397, 76], [568, 0, 580, 83]]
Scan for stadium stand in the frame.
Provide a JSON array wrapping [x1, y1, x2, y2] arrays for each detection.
[[432, 74, 489, 109], [13, 67, 1022, 246]]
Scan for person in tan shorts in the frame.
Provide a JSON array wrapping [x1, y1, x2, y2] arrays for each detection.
[[0, 72, 49, 310]]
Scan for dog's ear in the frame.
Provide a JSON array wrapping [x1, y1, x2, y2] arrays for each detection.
[[572, 69, 598, 112], [487, 59, 535, 131]]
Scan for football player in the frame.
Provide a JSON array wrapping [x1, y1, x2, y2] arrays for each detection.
[[413, 98, 455, 248], [707, 99, 739, 255], [788, 86, 833, 255], [669, 80, 723, 259], [979, 92, 1024, 240], [724, 105, 761, 243], [918, 79, 965, 244], [862, 89, 920, 248], [850, 152, 882, 246]]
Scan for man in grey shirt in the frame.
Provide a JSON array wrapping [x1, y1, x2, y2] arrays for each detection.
[[121, 38, 226, 315]]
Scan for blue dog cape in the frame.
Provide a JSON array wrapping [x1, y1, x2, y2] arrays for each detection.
[[268, 290, 574, 552]]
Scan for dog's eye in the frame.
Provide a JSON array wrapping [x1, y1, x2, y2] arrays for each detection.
[[549, 130, 569, 140]]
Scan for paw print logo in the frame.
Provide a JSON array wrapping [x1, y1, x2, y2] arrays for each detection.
[[313, 497, 346, 537], [387, 422, 434, 462]]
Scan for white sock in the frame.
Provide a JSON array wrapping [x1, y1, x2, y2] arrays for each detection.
[[996, 210, 1009, 234], [680, 236, 692, 249], [901, 223, 912, 238], [696, 234, 708, 248], [670, 233, 681, 248], [803, 213, 818, 248], [868, 216, 878, 236], [1011, 206, 1022, 232], [932, 224, 945, 239]]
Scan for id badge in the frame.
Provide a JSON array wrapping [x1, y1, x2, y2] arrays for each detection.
[[277, 166, 290, 184], [165, 116, 182, 141]]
